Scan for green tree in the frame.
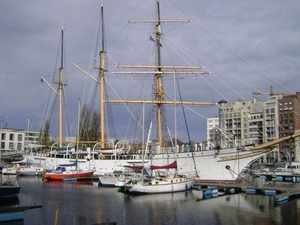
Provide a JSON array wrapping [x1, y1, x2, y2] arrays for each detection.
[[79, 104, 91, 141], [78, 104, 100, 142], [38, 120, 50, 145], [89, 111, 100, 141]]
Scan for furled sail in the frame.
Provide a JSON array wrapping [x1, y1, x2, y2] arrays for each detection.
[[150, 161, 177, 170]]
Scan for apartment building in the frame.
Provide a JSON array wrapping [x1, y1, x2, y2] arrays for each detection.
[[0, 128, 25, 152], [278, 92, 300, 161], [206, 117, 219, 150], [0, 128, 40, 153], [217, 98, 264, 148], [263, 95, 282, 162], [209, 92, 300, 163]]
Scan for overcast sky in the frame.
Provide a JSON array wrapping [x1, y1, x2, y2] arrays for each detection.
[[0, 0, 299, 143]]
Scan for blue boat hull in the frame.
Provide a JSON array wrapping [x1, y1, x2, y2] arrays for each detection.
[[0, 186, 20, 197]]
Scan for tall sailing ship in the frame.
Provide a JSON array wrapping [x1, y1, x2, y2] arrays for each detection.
[[26, 0, 297, 183]]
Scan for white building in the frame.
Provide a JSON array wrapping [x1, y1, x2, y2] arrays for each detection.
[[206, 117, 219, 150], [0, 128, 41, 154], [0, 128, 25, 152], [263, 95, 282, 162]]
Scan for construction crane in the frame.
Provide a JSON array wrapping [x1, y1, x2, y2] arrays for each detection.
[[252, 85, 287, 97]]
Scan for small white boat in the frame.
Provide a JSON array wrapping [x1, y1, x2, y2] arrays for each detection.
[[2, 166, 17, 175], [124, 175, 195, 194], [16, 165, 45, 176], [123, 161, 195, 194], [99, 171, 123, 187], [2, 158, 32, 175], [255, 162, 300, 178], [115, 174, 130, 187]]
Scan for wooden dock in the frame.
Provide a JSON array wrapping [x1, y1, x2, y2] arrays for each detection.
[[273, 190, 300, 205], [194, 179, 300, 205], [0, 205, 42, 222]]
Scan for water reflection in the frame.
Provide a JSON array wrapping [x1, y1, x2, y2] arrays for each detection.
[[1, 174, 299, 225], [0, 195, 19, 207]]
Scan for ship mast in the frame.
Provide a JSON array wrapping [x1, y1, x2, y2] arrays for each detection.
[[156, 0, 163, 148], [73, 0, 107, 149], [99, 0, 105, 149], [113, 0, 215, 151], [43, 25, 64, 147], [58, 25, 64, 147], [74, 0, 216, 151]]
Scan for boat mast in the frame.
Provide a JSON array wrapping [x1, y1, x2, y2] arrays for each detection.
[[155, 0, 163, 151], [114, 0, 214, 152], [73, 0, 107, 148], [40, 24, 65, 148], [99, 0, 105, 149], [58, 25, 64, 147]]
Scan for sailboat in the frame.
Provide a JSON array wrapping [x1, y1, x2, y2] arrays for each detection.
[[123, 85, 196, 194], [26, 0, 297, 183], [43, 160, 93, 181], [41, 26, 94, 181], [123, 161, 195, 194]]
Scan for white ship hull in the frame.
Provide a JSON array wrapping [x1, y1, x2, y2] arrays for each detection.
[[26, 148, 268, 182]]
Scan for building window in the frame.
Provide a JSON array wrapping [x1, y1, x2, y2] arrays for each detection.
[[17, 143, 22, 150], [9, 134, 14, 141], [18, 134, 22, 141], [9, 142, 14, 149], [1, 133, 6, 140], [1, 142, 5, 149]]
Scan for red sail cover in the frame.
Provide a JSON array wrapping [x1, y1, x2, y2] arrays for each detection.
[[124, 165, 144, 170], [150, 161, 177, 170], [124, 161, 178, 170]]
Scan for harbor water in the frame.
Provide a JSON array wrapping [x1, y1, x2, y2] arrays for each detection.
[[1, 174, 300, 225]]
